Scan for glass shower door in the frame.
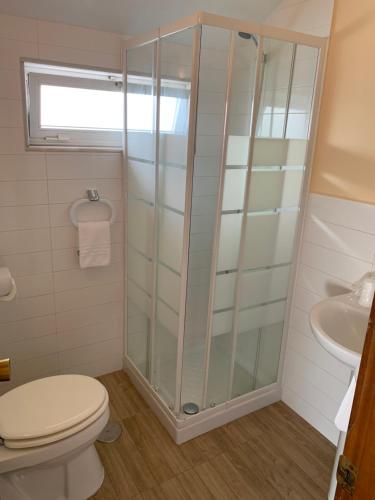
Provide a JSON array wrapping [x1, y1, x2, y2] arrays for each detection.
[[126, 43, 157, 379], [206, 36, 319, 406]]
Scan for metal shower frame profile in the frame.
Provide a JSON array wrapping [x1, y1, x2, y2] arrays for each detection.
[[122, 10, 328, 443]]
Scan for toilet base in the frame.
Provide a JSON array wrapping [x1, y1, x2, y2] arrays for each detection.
[[0, 443, 104, 500]]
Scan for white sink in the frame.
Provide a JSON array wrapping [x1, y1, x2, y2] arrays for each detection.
[[310, 293, 369, 369]]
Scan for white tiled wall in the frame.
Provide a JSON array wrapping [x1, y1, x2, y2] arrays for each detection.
[[282, 193, 375, 443], [0, 13, 124, 393], [266, 0, 335, 37]]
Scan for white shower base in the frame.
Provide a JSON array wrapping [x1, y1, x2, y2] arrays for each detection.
[[124, 355, 281, 444]]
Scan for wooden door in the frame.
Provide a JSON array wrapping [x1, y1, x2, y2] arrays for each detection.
[[335, 296, 375, 498]]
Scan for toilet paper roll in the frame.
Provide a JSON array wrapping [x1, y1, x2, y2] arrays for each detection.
[[0, 267, 13, 297]]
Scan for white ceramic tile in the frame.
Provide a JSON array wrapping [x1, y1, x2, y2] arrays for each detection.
[[59, 337, 122, 370], [47, 179, 122, 203], [0, 98, 23, 127], [196, 91, 225, 115], [269, 0, 334, 34], [0, 155, 46, 181], [0, 69, 22, 98], [284, 348, 347, 404], [38, 43, 121, 71], [287, 328, 351, 384], [56, 301, 122, 332], [293, 285, 322, 313], [289, 306, 313, 339], [0, 294, 55, 323], [46, 153, 122, 179], [0, 127, 25, 153], [11, 354, 60, 385], [297, 264, 351, 298], [0, 228, 51, 255], [1, 250, 52, 276], [0, 14, 37, 42], [15, 273, 54, 298], [195, 135, 222, 158], [0, 180, 48, 206], [53, 260, 123, 292], [199, 67, 227, 93], [282, 387, 339, 444], [55, 281, 123, 313], [300, 241, 371, 284], [57, 316, 122, 351], [0, 315, 56, 343], [37, 20, 122, 53], [308, 194, 375, 235], [304, 216, 375, 263], [5, 334, 58, 362], [196, 113, 225, 137], [0, 38, 38, 69], [61, 353, 123, 378]]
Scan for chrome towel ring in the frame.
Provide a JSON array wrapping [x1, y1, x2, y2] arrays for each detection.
[[70, 189, 116, 228]]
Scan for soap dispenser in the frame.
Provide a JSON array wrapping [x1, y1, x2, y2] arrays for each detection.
[[352, 272, 375, 308]]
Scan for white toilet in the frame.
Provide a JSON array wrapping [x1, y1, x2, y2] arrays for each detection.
[[0, 374, 110, 500]]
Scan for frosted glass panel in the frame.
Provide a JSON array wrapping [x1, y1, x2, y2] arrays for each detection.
[[248, 170, 303, 211], [214, 265, 290, 311], [217, 214, 242, 271], [127, 199, 154, 258], [181, 25, 231, 411], [158, 209, 184, 272], [244, 211, 299, 269], [255, 322, 284, 389], [126, 43, 155, 378], [125, 29, 320, 415], [153, 27, 194, 410], [128, 159, 155, 203]]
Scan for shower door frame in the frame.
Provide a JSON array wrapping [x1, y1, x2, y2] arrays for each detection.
[[122, 11, 328, 443]]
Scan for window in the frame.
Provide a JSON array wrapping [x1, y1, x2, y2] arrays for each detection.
[[126, 75, 190, 134], [23, 61, 191, 149], [24, 61, 124, 148]]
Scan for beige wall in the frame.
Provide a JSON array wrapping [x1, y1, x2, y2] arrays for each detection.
[[310, 0, 375, 204]]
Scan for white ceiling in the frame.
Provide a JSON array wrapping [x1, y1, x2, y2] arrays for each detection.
[[0, 0, 282, 36]]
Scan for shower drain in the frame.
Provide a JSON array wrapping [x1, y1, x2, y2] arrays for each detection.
[[182, 402, 199, 415]]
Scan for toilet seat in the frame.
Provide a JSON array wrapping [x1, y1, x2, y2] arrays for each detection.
[[0, 375, 108, 449]]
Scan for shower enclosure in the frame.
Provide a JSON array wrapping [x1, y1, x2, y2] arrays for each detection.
[[123, 11, 326, 442]]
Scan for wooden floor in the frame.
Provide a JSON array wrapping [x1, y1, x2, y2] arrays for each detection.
[[91, 371, 335, 500]]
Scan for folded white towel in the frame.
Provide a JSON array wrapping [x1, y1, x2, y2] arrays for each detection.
[[335, 375, 356, 432], [78, 221, 111, 268]]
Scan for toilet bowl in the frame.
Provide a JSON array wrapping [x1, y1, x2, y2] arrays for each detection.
[[0, 374, 110, 500]]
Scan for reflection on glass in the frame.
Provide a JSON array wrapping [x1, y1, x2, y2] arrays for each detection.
[[126, 43, 156, 379], [207, 36, 319, 405], [206, 31, 258, 407], [181, 25, 231, 412], [152, 28, 194, 410]]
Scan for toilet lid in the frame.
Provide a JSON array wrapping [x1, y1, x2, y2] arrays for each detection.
[[0, 375, 107, 441]]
